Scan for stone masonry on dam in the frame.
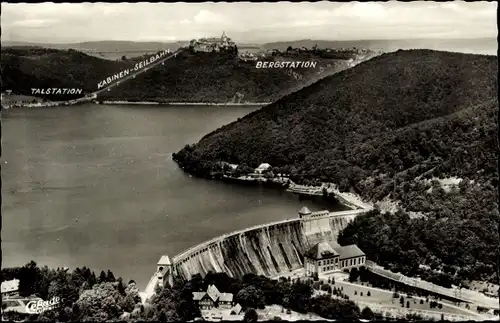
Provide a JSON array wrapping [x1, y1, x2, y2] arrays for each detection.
[[156, 208, 366, 284]]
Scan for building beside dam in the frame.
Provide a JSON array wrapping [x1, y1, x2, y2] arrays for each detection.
[[304, 241, 366, 276]]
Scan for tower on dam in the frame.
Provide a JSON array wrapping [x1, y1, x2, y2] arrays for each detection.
[[156, 255, 173, 287]]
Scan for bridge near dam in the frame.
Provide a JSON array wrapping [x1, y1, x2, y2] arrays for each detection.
[[143, 207, 368, 301]]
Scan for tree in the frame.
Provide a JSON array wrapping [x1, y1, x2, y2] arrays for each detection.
[[71, 303, 81, 322], [106, 270, 116, 282], [158, 309, 168, 322], [18, 261, 41, 296], [286, 46, 293, 52], [116, 278, 126, 296], [244, 308, 258, 322], [121, 55, 127, 61], [75, 282, 125, 321], [125, 281, 141, 302], [98, 271, 107, 283], [119, 294, 137, 313], [361, 306, 374, 320], [349, 268, 359, 282], [236, 285, 266, 309], [47, 271, 80, 309]]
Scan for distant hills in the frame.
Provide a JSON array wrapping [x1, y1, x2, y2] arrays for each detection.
[[2, 37, 497, 55], [1, 40, 189, 52], [262, 38, 497, 55], [173, 49, 499, 285]]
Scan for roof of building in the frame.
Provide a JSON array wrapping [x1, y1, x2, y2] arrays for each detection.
[[336, 245, 365, 260], [305, 241, 339, 260], [305, 242, 365, 260], [158, 255, 171, 266], [298, 206, 312, 215], [192, 292, 206, 301], [1, 279, 19, 294], [193, 285, 233, 303], [256, 163, 271, 170], [231, 303, 242, 314], [207, 284, 221, 302], [218, 292, 233, 302]]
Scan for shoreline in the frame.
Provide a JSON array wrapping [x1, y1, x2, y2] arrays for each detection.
[[100, 100, 271, 106], [2, 99, 271, 109]]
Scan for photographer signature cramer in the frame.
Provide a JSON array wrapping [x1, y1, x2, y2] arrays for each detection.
[[26, 296, 61, 314]]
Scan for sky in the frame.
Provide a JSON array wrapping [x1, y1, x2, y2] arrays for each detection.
[[1, 1, 497, 44]]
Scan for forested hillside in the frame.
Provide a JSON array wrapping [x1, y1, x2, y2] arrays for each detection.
[[173, 49, 499, 285], [1, 47, 128, 99], [98, 50, 358, 103], [1, 47, 360, 103]]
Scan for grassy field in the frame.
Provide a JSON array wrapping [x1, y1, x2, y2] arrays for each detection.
[[468, 280, 499, 296], [200, 304, 328, 322], [276, 269, 481, 320], [334, 280, 475, 316]]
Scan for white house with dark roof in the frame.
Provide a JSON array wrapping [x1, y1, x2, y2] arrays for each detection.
[[304, 241, 366, 276], [217, 292, 234, 309], [192, 284, 235, 310], [1, 279, 20, 297]]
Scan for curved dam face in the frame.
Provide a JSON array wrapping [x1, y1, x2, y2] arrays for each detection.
[[171, 210, 363, 281]]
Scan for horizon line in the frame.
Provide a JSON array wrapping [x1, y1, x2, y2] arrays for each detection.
[[1, 36, 496, 45]]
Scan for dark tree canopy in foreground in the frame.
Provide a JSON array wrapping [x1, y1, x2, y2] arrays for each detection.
[[1, 264, 363, 322]]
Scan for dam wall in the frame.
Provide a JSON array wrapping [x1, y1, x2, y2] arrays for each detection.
[[171, 209, 364, 281]]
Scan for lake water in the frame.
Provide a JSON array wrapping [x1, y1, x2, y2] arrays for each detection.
[[1, 104, 346, 288]]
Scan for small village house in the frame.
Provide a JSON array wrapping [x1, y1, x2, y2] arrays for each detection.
[[192, 284, 236, 311], [1, 279, 20, 297]]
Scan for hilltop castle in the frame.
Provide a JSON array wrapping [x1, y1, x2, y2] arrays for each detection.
[[190, 31, 237, 53]]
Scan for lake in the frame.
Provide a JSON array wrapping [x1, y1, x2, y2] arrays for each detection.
[[1, 104, 346, 288]]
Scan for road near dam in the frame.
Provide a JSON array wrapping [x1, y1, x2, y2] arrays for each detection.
[[144, 208, 366, 298]]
